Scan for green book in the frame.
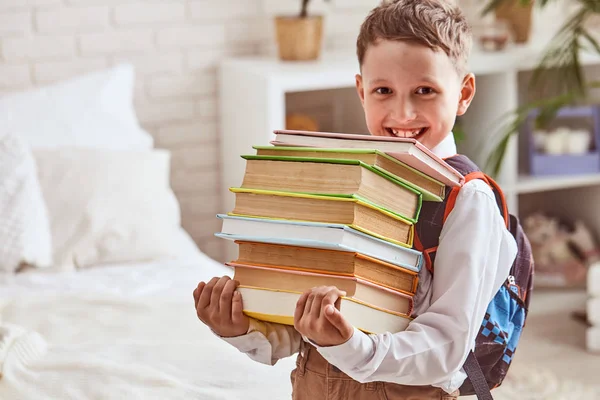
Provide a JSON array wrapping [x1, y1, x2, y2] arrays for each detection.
[[240, 154, 422, 223], [229, 187, 415, 248], [252, 145, 446, 202]]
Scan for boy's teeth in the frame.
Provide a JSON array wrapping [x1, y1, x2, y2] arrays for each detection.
[[391, 128, 422, 138]]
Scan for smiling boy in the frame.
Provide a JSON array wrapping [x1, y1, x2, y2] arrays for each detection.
[[193, 1, 518, 399]]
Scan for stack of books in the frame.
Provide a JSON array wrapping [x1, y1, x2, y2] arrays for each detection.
[[215, 130, 464, 334]]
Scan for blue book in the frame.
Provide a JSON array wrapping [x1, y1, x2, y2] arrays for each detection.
[[215, 214, 422, 272]]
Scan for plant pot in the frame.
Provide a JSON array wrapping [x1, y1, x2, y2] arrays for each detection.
[[274, 15, 323, 61], [494, 0, 533, 44]]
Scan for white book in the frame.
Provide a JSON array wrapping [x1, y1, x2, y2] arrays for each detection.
[[237, 286, 412, 335], [215, 214, 423, 272]]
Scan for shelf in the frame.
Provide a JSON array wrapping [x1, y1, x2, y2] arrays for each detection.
[[510, 173, 600, 194]]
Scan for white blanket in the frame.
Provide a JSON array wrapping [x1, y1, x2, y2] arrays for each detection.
[[0, 247, 296, 400]]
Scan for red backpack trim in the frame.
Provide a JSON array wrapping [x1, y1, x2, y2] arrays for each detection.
[[443, 172, 509, 228], [412, 230, 436, 273], [414, 171, 510, 275]]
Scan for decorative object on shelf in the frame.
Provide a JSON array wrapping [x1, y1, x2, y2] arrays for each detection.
[[285, 113, 319, 131], [274, 0, 330, 61], [526, 105, 600, 176], [473, 20, 512, 52], [523, 212, 599, 288], [483, 0, 600, 178], [492, 0, 533, 44], [533, 127, 591, 155]]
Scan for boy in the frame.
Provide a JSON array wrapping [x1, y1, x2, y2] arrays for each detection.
[[193, 0, 518, 398]]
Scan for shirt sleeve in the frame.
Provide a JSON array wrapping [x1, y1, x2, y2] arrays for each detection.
[[313, 179, 518, 389], [216, 318, 302, 366]]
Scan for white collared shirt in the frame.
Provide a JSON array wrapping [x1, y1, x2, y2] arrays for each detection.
[[220, 132, 517, 394]]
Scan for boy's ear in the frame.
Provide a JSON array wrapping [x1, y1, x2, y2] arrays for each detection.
[[457, 73, 476, 116], [355, 74, 365, 107]]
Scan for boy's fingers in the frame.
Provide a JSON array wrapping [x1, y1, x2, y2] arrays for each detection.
[[324, 304, 353, 339], [310, 291, 325, 318], [231, 290, 245, 324], [321, 288, 346, 310], [210, 276, 229, 312], [219, 279, 237, 322], [198, 277, 218, 309], [303, 292, 315, 321], [193, 282, 205, 305], [294, 291, 310, 324]]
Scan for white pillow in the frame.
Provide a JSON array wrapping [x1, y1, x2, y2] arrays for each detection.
[[33, 148, 182, 269], [0, 64, 153, 151], [0, 132, 53, 273]]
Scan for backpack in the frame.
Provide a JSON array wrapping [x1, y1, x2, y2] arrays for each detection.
[[413, 155, 534, 400]]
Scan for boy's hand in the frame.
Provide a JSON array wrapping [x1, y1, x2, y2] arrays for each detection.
[[193, 276, 249, 338], [294, 286, 354, 347]]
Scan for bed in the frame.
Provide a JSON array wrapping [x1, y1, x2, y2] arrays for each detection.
[[0, 234, 296, 399], [0, 64, 296, 399]]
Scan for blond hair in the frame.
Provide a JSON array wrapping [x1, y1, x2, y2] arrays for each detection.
[[356, 0, 472, 75]]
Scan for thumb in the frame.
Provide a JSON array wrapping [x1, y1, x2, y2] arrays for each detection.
[[324, 304, 353, 337]]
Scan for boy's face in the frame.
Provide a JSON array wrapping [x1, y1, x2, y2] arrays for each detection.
[[356, 39, 475, 151]]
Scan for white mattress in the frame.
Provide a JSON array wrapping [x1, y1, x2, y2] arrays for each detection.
[[0, 232, 296, 400]]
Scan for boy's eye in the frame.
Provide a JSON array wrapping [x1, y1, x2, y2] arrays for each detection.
[[416, 87, 435, 95], [375, 87, 392, 95]]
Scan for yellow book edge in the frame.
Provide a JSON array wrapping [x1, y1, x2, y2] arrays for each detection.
[[229, 187, 415, 226], [231, 260, 356, 278]]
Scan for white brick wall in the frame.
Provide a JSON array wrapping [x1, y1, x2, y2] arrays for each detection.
[[0, 64, 31, 89], [156, 25, 226, 48], [3, 35, 76, 61], [190, 0, 260, 21], [0, 11, 31, 35], [2, 0, 546, 262], [33, 58, 108, 83], [113, 3, 186, 25], [79, 29, 154, 55], [35, 6, 109, 33]]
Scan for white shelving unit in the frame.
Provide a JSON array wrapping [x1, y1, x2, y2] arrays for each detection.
[[218, 45, 600, 262]]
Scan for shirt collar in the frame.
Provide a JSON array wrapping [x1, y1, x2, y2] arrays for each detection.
[[430, 133, 457, 159]]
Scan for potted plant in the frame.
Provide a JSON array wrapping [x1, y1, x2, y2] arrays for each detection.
[[275, 0, 330, 61], [486, 0, 534, 44], [483, 0, 600, 177]]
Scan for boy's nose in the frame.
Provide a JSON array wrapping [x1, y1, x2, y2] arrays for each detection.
[[391, 98, 417, 122]]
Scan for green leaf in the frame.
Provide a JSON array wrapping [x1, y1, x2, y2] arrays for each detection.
[[484, 0, 600, 175], [582, 29, 600, 55]]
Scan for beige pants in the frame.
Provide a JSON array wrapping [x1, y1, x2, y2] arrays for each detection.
[[290, 341, 460, 400]]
